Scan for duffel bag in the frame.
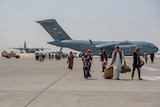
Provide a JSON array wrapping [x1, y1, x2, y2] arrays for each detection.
[[121, 65, 131, 73]]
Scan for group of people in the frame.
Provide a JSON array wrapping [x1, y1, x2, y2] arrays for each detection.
[[100, 47, 127, 80], [81, 49, 92, 79], [67, 46, 155, 80], [101, 46, 144, 80], [67, 49, 93, 79], [143, 51, 155, 64]]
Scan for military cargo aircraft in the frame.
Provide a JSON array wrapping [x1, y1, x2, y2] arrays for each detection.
[[11, 41, 47, 53], [37, 19, 158, 57]]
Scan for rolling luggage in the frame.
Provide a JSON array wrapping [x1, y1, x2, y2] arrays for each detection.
[[103, 66, 113, 79]]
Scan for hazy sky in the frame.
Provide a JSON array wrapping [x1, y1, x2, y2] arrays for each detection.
[[0, 0, 160, 52]]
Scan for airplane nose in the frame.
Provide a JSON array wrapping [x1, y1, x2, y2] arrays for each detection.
[[155, 46, 159, 52], [152, 46, 159, 53]]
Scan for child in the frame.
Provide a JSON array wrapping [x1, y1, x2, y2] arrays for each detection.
[[102, 58, 107, 72], [82, 50, 92, 79]]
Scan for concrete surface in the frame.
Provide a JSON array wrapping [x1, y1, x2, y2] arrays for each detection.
[[0, 54, 160, 107]]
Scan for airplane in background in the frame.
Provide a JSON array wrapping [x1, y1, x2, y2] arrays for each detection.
[[11, 41, 48, 53], [36, 19, 159, 57]]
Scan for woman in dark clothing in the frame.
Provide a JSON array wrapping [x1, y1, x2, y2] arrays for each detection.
[[131, 48, 142, 80], [150, 52, 155, 63]]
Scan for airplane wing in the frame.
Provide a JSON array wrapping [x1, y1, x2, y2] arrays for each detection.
[[95, 41, 137, 48], [34, 48, 51, 51], [9, 47, 24, 51], [9, 47, 24, 49], [95, 41, 120, 48], [119, 45, 137, 48]]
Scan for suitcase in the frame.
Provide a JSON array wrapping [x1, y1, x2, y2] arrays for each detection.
[[103, 66, 113, 79]]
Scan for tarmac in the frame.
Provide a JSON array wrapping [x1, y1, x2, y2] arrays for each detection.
[[0, 53, 160, 107]]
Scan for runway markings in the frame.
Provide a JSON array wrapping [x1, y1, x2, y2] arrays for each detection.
[[142, 66, 160, 72], [24, 70, 71, 107], [142, 76, 160, 80]]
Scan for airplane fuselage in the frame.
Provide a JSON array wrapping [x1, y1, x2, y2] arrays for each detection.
[[48, 40, 158, 57]]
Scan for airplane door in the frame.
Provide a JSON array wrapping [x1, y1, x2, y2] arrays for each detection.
[[122, 46, 135, 56], [123, 47, 131, 56], [126, 46, 136, 55], [128, 47, 131, 55]]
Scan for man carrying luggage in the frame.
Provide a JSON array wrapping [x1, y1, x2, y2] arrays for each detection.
[[111, 46, 126, 80]]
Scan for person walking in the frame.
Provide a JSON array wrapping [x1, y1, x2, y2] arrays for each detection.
[[82, 50, 92, 79], [100, 48, 108, 72], [131, 48, 142, 80], [150, 52, 155, 63], [67, 51, 74, 69], [111, 46, 126, 80], [143, 51, 148, 63]]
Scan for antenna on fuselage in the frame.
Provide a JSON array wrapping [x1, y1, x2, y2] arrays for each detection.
[[60, 47, 63, 51], [89, 39, 95, 47]]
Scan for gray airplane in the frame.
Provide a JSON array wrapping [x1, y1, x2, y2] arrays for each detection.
[[37, 19, 158, 57], [11, 41, 47, 53]]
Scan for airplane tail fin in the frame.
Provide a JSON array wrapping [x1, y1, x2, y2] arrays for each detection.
[[36, 19, 72, 41]]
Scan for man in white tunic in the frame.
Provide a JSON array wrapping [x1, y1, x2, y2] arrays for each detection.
[[111, 46, 126, 80]]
